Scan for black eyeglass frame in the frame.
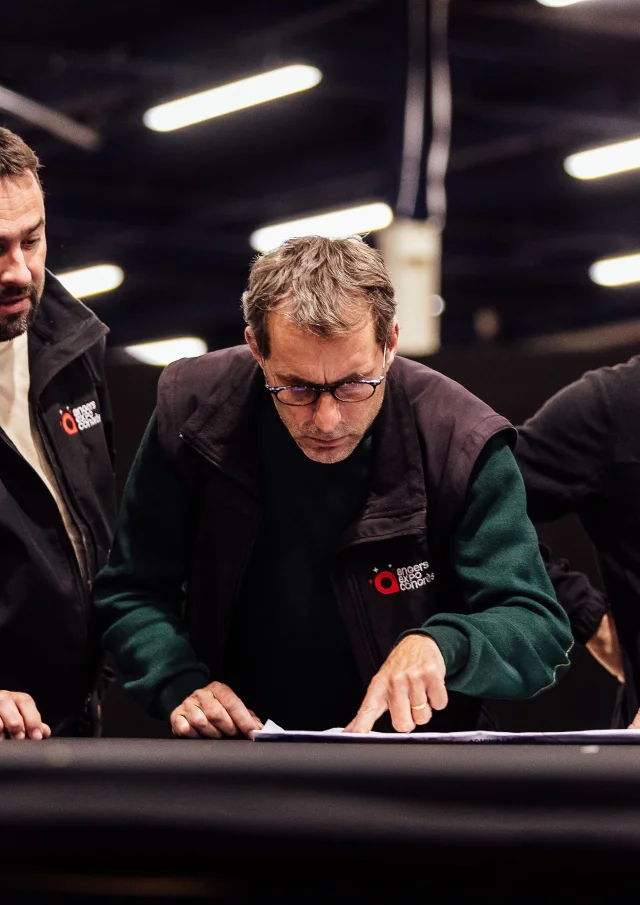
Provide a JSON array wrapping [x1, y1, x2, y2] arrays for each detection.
[[264, 344, 388, 407]]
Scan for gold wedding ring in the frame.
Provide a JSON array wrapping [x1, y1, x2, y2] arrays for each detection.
[[410, 703, 427, 711]]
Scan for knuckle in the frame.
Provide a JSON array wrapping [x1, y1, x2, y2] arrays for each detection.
[[191, 710, 209, 728], [388, 672, 406, 691]]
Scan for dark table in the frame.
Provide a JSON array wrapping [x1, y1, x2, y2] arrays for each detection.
[[1, 738, 639, 901]]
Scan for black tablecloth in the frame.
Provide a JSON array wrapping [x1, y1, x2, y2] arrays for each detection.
[[0, 739, 639, 900]]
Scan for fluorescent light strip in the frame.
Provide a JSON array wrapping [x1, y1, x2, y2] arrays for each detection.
[[57, 264, 124, 298], [537, 0, 593, 7], [144, 64, 322, 132], [589, 253, 640, 287], [565, 137, 640, 180], [250, 203, 394, 253], [125, 337, 208, 366]]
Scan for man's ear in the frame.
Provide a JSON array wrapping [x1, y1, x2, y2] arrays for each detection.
[[385, 320, 399, 369], [244, 327, 262, 364]]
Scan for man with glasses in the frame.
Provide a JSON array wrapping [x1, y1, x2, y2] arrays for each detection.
[[95, 235, 571, 737]]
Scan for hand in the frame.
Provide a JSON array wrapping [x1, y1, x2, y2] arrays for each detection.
[[586, 611, 625, 684], [170, 681, 263, 739], [629, 708, 640, 730], [344, 634, 447, 734], [0, 690, 51, 740]]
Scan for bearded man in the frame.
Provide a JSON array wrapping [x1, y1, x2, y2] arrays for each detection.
[[0, 127, 115, 738]]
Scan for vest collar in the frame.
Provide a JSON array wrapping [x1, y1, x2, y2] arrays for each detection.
[[27, 270, 108, 398], [180, 348, 427, 534]]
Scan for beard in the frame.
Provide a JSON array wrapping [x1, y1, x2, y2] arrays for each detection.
[[0, 281, 43, 343]]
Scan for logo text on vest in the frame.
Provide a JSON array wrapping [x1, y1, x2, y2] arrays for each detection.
[[60, 401, 102, 435], [369, 561, 435, 594]]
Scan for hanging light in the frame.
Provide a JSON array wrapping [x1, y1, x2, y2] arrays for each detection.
[[250, 203, 394, 253]]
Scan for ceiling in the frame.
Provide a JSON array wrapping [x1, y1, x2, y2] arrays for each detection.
[[3, 0, 640, 352]]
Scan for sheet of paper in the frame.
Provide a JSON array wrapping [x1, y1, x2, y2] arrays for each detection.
[[254, 719, 640, 743]]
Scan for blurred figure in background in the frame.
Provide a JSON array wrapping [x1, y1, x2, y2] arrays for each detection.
[[95, 235, 571, 738], [0, 128, 116, 738], [515, 357, 639, 729]]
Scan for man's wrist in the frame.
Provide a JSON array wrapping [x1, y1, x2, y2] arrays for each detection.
[[399, 626, 469, 679], [159, 669, 210, 720]]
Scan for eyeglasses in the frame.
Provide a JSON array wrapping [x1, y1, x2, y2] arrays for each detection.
[[265, 344, 387, 407]]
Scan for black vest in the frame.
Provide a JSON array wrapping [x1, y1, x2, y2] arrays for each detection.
[[157, 346, 514, 729]]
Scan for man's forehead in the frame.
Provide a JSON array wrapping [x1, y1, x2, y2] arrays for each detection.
[[267, 316, 379, 381], [0, 173, 44, 225]]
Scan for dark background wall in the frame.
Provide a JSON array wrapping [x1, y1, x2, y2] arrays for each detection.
[[101, 341, 633, 737]]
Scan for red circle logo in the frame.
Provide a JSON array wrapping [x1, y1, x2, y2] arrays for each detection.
[[374, 571, 400, 595], [61, 411, 79, 435]]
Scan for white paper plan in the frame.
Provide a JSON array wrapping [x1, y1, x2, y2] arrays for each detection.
[[254, 719, 640, 744]]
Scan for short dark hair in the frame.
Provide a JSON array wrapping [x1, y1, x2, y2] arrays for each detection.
[[0, 127, 42, 188]]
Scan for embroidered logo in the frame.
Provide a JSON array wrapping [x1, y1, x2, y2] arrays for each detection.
[[60, 400, 102, 435], [369, 561, 435, 594]]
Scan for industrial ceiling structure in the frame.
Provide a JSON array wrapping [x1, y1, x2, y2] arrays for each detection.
[[3, 0, 640, 356]]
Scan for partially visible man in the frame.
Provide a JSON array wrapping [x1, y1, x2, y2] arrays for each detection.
[[515, 357, 640, 728], [0, 127, 116, 738], [95, 235, 572, 738]]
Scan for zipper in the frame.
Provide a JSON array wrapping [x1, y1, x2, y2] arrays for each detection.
[[35, 407, 92, 604], [331, 566, 381, 679], [179, 432, 261, 649]]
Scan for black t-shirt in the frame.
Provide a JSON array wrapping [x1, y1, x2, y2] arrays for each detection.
[[223, 399, 372, 730]]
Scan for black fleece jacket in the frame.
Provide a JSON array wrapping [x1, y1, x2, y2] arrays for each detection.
[[0, 271, 116, 735]]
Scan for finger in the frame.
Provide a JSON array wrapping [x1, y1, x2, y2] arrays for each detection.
[[628, 708, 640, 730], [247, 710, 264, 730], [424, 666, 448, 711], [191, 692, 238, 738], [387, 674, 416, 733], [181, 700, 225, 739], [41, 723, 52, 739], [408, 677, 433, 727], [171, 712, 202, 739], [344, 681, 388, 734], [13, 693, 45, 738], [209, 683, 262, 738], [0, 699, 26, 739]]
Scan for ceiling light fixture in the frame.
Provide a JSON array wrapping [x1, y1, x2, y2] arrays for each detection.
[[537, 0, 594, 7], [589, 252, 640, 287], [143, 64, 322, 132], [57, 264, 124, 298], [125, 337, 208, 366], [564, 137, 640, 180], [250, 202, 394, 253]]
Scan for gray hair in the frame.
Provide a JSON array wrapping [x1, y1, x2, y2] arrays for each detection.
[[241, 235, 396, 357]]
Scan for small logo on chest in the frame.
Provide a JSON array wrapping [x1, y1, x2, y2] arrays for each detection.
[[369, 561, 435, 595], [60, 400, 102, 435]]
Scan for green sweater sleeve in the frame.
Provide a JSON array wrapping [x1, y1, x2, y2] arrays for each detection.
[[93, 410, 209, 719], [419, 434, 573, 699]]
